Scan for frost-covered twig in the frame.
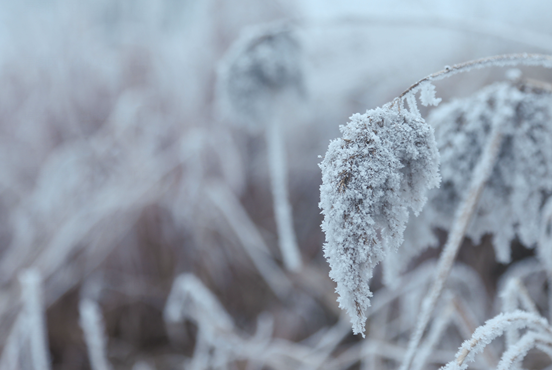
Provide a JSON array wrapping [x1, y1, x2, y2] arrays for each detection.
[[164, 273, 234, 333], [19, 269, 51, 370], [501, 277, 539, 349], [451, 295, 499, 368], [266, 118, 302, 271], [398, 54, 552, 103], [441, 310, 552, 370], [164, 274, 238, 369], [217, 23, 304, 272], [0, 313, 25, 370], [79, 299, 112, 370], [320, 103, 440, 336], [496, 331, 552, 370], [401, 115, 504, 370], [411, 295, 455, 370]]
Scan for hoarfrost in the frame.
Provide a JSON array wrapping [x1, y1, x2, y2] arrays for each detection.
[[400, 81, 552, 276], [441, 310, 551, 370], [319, 104, 440, 336], [419, 82, 442, 107]]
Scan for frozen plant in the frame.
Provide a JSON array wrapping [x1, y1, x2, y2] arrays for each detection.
[[319, 53, 552, 355], [79, 299, 112, 370], [319, 103, 440, 336], [440, 310, 552, 370], [218, 22, 303, 126], [0, 270, 51, 370], [20, 270, 51, 370], [218, 22, 304, 271], [404, 79, 552, 267]]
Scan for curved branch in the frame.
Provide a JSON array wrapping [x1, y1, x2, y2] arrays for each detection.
[[442, 310, 552, 370], [398, 53, 552, 101], [496, 332, 552, 370]]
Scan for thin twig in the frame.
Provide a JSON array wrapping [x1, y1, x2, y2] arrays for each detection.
[[266, 119, 302, 271], [19, 270, 51, 370], [496, 332, 552, 370], [398, 54, 552, 101], [446, 311, 552, 370], [452, 295, 499, 368], [400, 118, 505, 370], [79, 299, 112, 370]]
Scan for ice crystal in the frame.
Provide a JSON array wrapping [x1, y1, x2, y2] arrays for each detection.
[[319, 104, 440, 335], [419, 82, 442, 107]]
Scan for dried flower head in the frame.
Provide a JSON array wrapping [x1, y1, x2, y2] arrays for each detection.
[[319, 104, 440, 335], [217, 23, 303, 127], [409, 81, 552, 265]]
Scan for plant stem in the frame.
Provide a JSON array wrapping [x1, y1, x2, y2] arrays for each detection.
[[266, 119, 302, 272], [20, 270, 51, 370], [79, 299, 112, 370], [400, 121, 504, 370], [398, 54, 552, 101]]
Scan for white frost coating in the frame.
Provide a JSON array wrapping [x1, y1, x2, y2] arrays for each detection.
[[0, 313, 26, 370], [500, 278, 539, 349], [163, 273, 234, 333], [79, 299, 112, 370], [217, 22, 303, 128], [401, 98, 505, 370], [319, 104, 440, 336], [496, 332, 552, 370], [406, 94, 420, 117], [403, 81, 552, 270], [19, 269, 50, 370], [411, 298, 454, 370], [266, 119, 302, 271], [217, 22, 303, 272], [419, 82, 442, 107], [19, 269, 51, 370], [441, 310, 552, 370]]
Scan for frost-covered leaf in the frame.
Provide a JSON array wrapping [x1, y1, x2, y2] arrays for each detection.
[[408, 81, 552, 266], [319, 104, 440, 336]]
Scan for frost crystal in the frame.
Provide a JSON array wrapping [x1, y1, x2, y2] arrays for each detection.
[[319, 104, 440, 335], [410, 81, 552, 265], [419, 82, 442, 107]]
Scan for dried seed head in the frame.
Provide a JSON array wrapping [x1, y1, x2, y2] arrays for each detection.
[[409, 81, 552, 266], [319, 104, 440, 335], [217, 23, 303, 128]]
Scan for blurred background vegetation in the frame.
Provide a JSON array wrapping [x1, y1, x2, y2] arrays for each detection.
[[1, 0, 552, 369]]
